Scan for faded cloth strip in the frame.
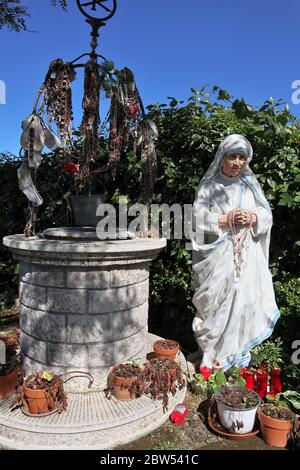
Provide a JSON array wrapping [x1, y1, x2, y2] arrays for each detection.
[[18, 160, 43, 207]]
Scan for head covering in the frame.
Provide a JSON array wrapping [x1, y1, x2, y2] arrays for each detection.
[[201, 134, 253, 181], [199, 134, 271, 213]]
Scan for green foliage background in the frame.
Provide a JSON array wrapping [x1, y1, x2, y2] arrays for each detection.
[[1, 87, 299, 355]]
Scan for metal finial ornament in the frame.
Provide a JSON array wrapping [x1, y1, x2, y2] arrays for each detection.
[[76, 0, 117, 58], [76, 0, 117, 21]]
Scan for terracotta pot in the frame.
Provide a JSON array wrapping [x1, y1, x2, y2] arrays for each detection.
[[23, 382, 58, 414], [148, 358, 178, 388], [0, 367, 20, 399], [153, 339, 179, 361], [109, 365, 142, 401], [258, 408, 291, 448]]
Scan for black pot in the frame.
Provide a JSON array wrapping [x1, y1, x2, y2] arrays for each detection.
[[70, 194, 107, 227]]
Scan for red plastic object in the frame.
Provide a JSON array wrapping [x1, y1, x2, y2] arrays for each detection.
[[169, 403, 188, 425], [199, 366, 212, 381], [270, 367, 283, 393], [240, 368, 255, 390], [256, 369, 268, 399]]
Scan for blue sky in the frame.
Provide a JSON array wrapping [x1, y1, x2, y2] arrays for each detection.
[[1, 0, 300, 155]]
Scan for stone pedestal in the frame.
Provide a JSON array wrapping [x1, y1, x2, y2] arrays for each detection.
[[0, 334, 187, 450], [3, 233, 166, 389]]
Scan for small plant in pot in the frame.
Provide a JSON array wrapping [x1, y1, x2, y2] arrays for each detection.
[[153, 339, 179, 361], [0, 327, 21, 399], [258, 403, 299, 448], [214, 385, 261, 434], [106, 359, 146, 401], [251, 338, 284, 396], [143, 358, 185, 411], [12, 371, 67, 415]]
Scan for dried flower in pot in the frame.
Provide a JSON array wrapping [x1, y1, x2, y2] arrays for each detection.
[[12, 371, 67, 415], [153, 339, 179, 361], [106, 362, 146, 401], [143, 358, 185, 411], [214, 385, 261, 434], [258, 404, 299, 448]]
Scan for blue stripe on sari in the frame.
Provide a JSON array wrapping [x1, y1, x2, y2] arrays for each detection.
[[221, 308, 280, 370]]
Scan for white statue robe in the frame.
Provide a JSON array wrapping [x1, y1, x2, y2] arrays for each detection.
[[191, 171, 280, 370]]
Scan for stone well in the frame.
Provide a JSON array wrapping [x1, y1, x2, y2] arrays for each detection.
[[3, 231, 166, 389]]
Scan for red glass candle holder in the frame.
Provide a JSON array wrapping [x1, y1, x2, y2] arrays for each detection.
[[256, 369, 268, 399], [241, 368, 255, 390], [270, 367, 283, 393]]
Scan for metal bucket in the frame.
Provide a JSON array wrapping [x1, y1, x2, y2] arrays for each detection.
[[70, 194, 107, 227]]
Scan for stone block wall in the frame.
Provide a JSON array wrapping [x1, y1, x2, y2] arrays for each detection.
[[19, 263, 149, 384]]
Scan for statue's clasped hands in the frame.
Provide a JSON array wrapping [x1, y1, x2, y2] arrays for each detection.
[[234, 209, 257, 227], [234, 209, 250, 226], [219, 209, 258, 228]]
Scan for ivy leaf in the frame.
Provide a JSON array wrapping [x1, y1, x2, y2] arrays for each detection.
[[294, 174, 300, 183], [294, 192, 300, 203], [278, 194, 294, 207]]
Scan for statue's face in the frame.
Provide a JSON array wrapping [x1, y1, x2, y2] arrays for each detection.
[[221, 152, 247, 177]]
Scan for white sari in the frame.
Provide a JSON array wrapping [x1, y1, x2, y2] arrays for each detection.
[[190, 135, 280, 370]]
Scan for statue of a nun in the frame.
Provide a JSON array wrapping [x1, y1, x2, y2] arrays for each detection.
[[190, 134, 280, 370]]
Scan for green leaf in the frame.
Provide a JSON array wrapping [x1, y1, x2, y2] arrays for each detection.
[[217, 89, 231, 101], [278, 194, 294, 207], [265, 395, 276, 403], [282, 391, 300, 410], [194, 374, 207, 385], [235, 377, 246, 388], [215, 371, 227, 386], [294, 174, 300, 183], [42, 371, 54, 382], [294, 192, 300, 203]]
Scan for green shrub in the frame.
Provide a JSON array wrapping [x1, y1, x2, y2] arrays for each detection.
[[274, 278, 300, 355]]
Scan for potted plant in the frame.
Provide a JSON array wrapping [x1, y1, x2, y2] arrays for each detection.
[[143, 358, 185, 411], [188, 365, 246, 398], [106, 357, 185, 408], [106, 359, 146, 401], [0, 327, 21, 399], [153, 339, 179, 361], [12, 371, 67, 415], [251, 338, 284, 397], [258, 403, 299, 448], [251, 338, 284, 371], [214, 385, 261, 434]]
